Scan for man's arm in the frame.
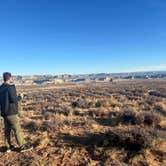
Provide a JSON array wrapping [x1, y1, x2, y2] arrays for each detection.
[[8, 85, 20, 103]]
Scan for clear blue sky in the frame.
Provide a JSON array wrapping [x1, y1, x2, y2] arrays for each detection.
[[0, 0, 166, 75]]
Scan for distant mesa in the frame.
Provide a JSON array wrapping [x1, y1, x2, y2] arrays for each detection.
[[0, 71, 166, 85]]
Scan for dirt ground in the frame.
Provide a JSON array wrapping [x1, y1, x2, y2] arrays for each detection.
[[0, 80, 166, 166]]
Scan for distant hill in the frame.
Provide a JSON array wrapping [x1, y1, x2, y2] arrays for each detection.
[[0, 71, 166, 85]]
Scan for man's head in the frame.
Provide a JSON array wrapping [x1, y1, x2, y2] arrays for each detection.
[[3, 72, 13, 84]]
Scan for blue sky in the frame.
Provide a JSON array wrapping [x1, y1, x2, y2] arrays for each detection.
[[0, 0, 166, 75]]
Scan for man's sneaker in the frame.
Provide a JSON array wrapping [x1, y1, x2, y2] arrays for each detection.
[[19, 144, 33, 153], [6, 145, 15, 153], [6, 148, 11, 153]]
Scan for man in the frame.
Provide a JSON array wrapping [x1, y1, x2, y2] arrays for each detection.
[[0, 72, 32, 153]]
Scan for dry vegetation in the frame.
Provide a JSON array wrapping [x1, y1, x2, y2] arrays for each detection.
[[0, 80, 166, 166]]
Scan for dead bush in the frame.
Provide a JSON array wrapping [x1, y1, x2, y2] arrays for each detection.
[[95, 97, 118, 108], [71, 99, 94, 109], [154, 103, 166, 116], [23, 121, 40, 133], [118, 110, 162, 127], [149, 90, 166, 98], [146, 95, 163, 106], [120, 110, 137, 125], [62, 127, 158, 152], [136, 111, 162, 127], [103, 127, 154, 151], [43, 112, 52, 120]]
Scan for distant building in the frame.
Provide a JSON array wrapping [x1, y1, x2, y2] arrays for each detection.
[[54, 78, 65, 84], [34, 79, 50, 84], [72, 78, 91, 83], [23, 80, 36, 85], [97, 76, 112, 82]]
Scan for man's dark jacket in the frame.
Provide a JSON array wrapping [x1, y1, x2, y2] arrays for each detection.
[[0, 83, 21, 117]]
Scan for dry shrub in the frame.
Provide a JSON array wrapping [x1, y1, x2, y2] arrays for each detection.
[[40, 122, 54, 132], [57, 147, 91, 166], [62, 127, 160, 152], [71, 101, 79, 108], [86, 108, 110, 118], [132, 89, 145, 97], [101, 127, 155, 151], [33, 132, 50, 149], [18, 155, 35, 166], [72, 109, 84, 117], [95, 97, 118, 108], [154, 103, 166, 116], [130, 154, 148, 166], [42, 106, 70, 116], [145, 96, 160, 106], [120, 110, 137, 125], [43, 112, 52, 120], [159, 120, 166, 130], [118, 110, 162, 127], [54, 108, 69, 116], [149, 90, 166, 98], [72, 99, 93, 109], [23, 121, 40, 133], [136, 111, 162, 127]]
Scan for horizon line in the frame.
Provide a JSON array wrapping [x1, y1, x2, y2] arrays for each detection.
[[0, 70, 166, 77]]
